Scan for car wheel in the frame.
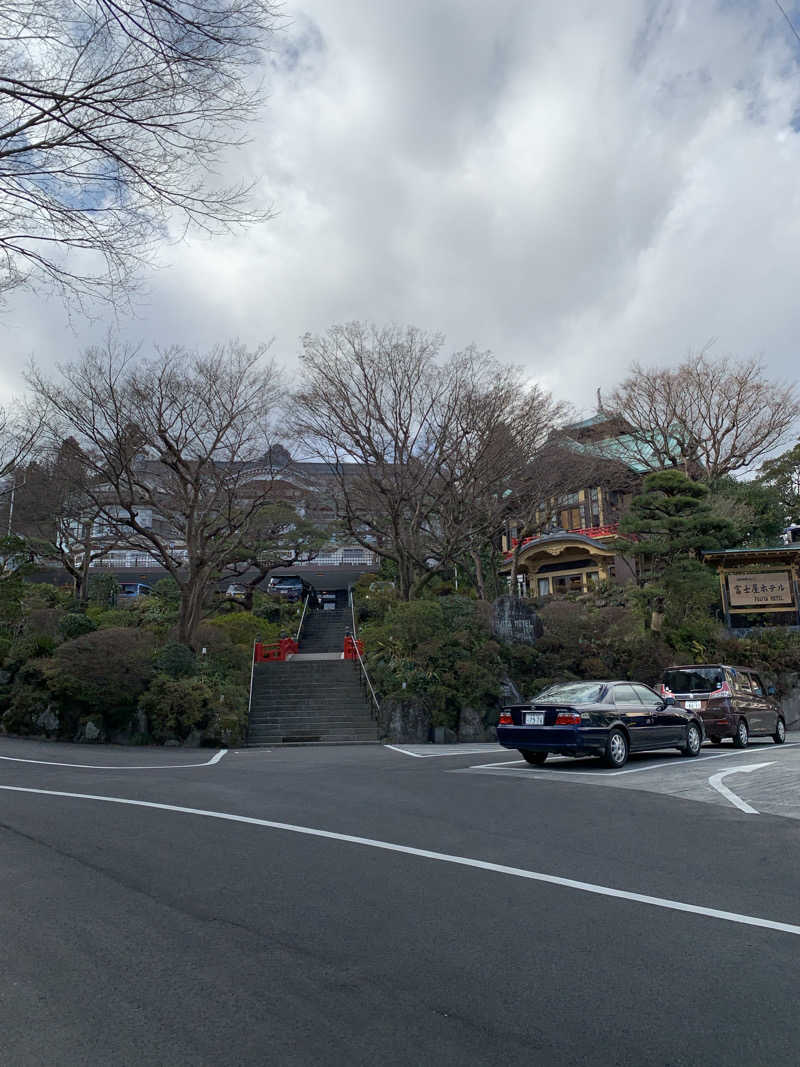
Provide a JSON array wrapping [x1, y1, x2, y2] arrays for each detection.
[[774, 717, 786, 745], [681, 722, 702, 757], [733, 718, 749, 748], [521, 751, 548, 766], [604, 729, 628, 769]]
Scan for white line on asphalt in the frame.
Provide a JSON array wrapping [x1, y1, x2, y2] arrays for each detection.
[[470, 743, 798, 775], [708, 762, 775, 814], [384, 745, 509, 759], [0, 748, 228, 770], [2, 783, 800, 939]]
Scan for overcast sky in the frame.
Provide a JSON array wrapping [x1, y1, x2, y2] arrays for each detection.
[[4, 0, 800, 415]]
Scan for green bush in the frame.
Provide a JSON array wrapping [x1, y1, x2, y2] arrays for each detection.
[[58, 611, 97, 640], [88, 607, 139, 629], [42, 627, 156, 728], [139, 675, 214, 742], [1, 684, 52, 736], [207, 611, 278, 648], [154, 642, 197, 678], [362, 597, 503, 730], [4, 632, 56, 670]]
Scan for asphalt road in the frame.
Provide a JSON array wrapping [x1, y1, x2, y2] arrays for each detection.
[[2, 736, 800, 1066]]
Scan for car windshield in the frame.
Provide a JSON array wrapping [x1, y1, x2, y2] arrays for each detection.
[[533, 682, 605, 704], [273, 577, 301, 586], [663, 668, 725, 693]]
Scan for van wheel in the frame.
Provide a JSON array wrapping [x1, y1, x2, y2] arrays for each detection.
[[521, 751, 548, 765], [733, 719, 749, 748], [774, 718, 786, 745], [682, 723, 702, 757], [604, 729, 628, 768]]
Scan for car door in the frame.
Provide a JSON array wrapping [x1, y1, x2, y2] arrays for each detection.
[[747, 672, 773, 736], [731, 670, 758, 735], [611, 684, 655, 751], [632, 683, 681, 747]]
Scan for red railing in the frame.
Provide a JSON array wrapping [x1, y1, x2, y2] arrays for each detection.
[[254, 637, 299, 662]]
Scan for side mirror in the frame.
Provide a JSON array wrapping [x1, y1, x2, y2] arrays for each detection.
[[664, 695, 676, 706]]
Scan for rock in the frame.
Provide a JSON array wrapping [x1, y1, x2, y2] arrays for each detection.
[[380, 698, 431, 743], [84, 720, 101, 742], [432, 725, 457, 744], [491, 596, 543, 644], [0, 669, 12, 686], [164, 738, 181, 747], [182, 730, 206, 748], [457, 706, 495, 742], [35, 706, 60, 735]]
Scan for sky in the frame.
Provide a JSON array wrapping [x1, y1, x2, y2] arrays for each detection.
[[4, 0, 800, 417]]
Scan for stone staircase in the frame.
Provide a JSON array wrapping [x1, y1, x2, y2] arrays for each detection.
[[246, 589, 379, 745]]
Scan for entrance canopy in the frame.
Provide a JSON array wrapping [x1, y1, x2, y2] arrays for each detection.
[[501, 532, 616, 597]]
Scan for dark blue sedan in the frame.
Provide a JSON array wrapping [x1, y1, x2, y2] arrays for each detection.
[[497, 680, 704, 769]]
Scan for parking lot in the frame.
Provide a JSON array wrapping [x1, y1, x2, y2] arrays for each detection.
[[447, 734, 800, 818]]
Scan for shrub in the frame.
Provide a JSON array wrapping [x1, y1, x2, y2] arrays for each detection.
[[4, 632, 56, 670], [207, 611, 278, 648], [139, 675, 214, 742], [362, 597, 504, 730], [154, 642, 197, 678], [58, 611, 97, 640], [42, 627, 156, 728]]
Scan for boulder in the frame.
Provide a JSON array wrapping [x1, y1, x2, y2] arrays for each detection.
[[380, 698, 431, 743], [34, 706, 60, 736], [457, 706, 496, 742], [491, 596, 543, 645]]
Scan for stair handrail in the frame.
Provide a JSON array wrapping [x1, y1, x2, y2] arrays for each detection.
[[348, 588, 380, 717], [295, 592, 312, 644], [246, 637, 257, 743]]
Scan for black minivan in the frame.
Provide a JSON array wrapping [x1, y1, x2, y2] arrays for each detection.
[[659, 664, 786, 747]]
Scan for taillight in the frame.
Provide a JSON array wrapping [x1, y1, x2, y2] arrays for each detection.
[[710, 682, 731, 698], [658, 683, 672, 697], [555, 711, 581, 725], [499, 711, 513, 725]]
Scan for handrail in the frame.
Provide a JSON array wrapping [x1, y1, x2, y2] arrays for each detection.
[[348, 588, 380, 717], [246, 638, 257, 743], [295, 592, 311, 644]]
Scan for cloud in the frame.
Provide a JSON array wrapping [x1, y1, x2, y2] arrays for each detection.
[[3, 0, 800, 417]]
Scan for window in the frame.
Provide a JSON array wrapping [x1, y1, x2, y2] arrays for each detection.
[[731, 670, 752, 695], [586, 571, 600, 587], [538, 577, 550, 597], [749, 673, 765, 697], [612, 684, 641, 704], [632, 684, 662, 708]]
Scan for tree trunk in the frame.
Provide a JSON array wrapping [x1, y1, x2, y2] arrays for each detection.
[[178, 574, 209, 649], [471, 550, 486, 600]]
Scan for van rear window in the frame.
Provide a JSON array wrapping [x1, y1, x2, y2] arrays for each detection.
[[663, 668, 725, 694]]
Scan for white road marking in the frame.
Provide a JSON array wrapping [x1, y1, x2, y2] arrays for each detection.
[[0, 748, 227, 771], [708, 762, 776, 814], [384, 745, 508, 759], [1, 783, 799, 938], [471, 744, 798, 775]]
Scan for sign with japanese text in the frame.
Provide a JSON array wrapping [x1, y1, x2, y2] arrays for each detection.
[[727, 572, 794, 608]]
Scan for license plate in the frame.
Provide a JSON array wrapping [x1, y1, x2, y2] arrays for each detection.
[[524, 712, 544, 725], [684, 700, 701, 710]]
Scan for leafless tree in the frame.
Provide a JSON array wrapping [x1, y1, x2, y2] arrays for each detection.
[[9, 439, 123, 602], [290, 322, 569, 600], [28, 340, 284, 646], [607, 350, 800, 480], [0, 0, 281, 306]]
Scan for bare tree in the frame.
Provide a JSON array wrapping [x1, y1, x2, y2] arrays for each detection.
[[290, 322, 568, 599], [607, 351, 800, 480], [0, 0, 280, 305], [9, 440, 122, 602], [28, 340, 284, 646]]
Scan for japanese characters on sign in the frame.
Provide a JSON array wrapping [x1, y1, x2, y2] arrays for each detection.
[[727, 571, 795, 608]]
